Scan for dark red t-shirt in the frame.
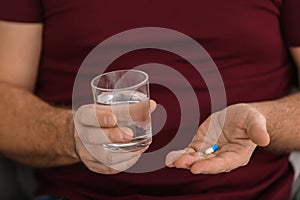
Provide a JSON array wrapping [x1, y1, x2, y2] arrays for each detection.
[[1, 0, 299, 199]]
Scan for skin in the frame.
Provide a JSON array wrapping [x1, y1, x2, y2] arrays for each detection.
[[0, 21, 79, 167], [0, 20, 299, 174], [0, 20, 157, 173], [74, 100, 156, 174], [165, 48, 300, 174]]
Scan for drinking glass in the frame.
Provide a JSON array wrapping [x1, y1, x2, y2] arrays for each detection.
[[91, 70, 152, 152]]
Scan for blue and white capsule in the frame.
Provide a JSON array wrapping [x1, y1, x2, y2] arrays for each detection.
[[204, 144, 219, 155]]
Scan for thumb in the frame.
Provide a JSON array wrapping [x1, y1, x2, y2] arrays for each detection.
[[95, 109, 117, 127], [150, 99, 157, 113], [245, 110, 270, 147]]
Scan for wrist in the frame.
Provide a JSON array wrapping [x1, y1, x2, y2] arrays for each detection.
[[249, 100, 279, 148], [54, 107, 80, 163], [249, 100, 273, 117]]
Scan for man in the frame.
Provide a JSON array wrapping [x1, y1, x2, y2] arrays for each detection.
[[0, 0, 299, 199]]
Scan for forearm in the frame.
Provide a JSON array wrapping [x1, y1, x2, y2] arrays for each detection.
[[252, 92, 300, 152], [0, 82, 80, 167]]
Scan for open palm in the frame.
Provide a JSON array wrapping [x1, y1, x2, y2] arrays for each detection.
[[165, 103, 270, 174]]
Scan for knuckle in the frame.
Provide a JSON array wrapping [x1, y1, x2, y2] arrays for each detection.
[[76, 105, 91, 117], [106, 128, 117, 143], [241, 158, 250, 166], [88, 165, 107, 174], [109, 129, 119, 142], [76, 105, 98, 126], [108, 167, 120, 174], [225, 168, 232, 173]]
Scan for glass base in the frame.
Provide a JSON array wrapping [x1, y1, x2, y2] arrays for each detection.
[[103, 137, 152, 152]]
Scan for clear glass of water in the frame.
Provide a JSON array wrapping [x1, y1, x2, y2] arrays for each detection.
[[91, 70, 152, 152]]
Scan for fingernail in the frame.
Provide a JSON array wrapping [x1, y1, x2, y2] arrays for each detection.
[[165, 155, 173, 166], [165, 151, 182, 166], [165, 158, 173, 166], [103, 115, 115, 126], [120, 127, 133, 141], [123, 133, 133, 140]]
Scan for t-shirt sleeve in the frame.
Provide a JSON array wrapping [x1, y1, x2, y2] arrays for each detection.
[[0, 0, 43, 23], [281, 0, 300, 46]]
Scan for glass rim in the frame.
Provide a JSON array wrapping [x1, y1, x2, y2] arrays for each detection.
[[91, 69, 149, 92]]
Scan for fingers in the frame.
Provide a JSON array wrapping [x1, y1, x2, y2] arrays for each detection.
[[165, 149, 189, 167], [165, 104, 269, 175], [76, 104, 116, 127], [189, 150, 250, 174], [84, 143, 144, 165], [108, 154, 140, 172], [77, 100, 156, 128], [82, 160, 120, 174], [172, 153, 203, 169], [75, 123, 133, 144], [83, 155, 141, 174], [150, 99, 157, 113], [245, 110, 270, 147], [165, 116, 215, 168], [165, 148, 198, 167], [75, 132, 144, 170], [168, 146, 253, 174], [96, 110, 117, 128], [73, 100, 156, 175], [97, 99, 156, 125], [76, 104, 136, 144], [190, 155, 230, 174]]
